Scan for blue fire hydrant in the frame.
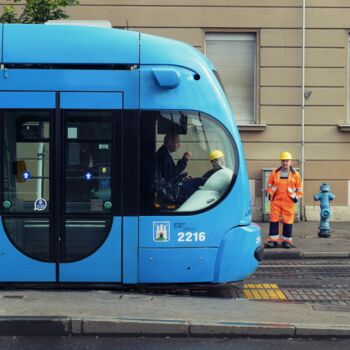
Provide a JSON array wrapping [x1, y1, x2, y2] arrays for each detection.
[[314, 183, 335, 238]]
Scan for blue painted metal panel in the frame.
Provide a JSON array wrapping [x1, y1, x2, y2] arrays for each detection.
[[0, 24, 3, 62], [141, 32, 214, 72], [0, 91, 55, 108], [122, 217, 138, 284], [0, 70, 138, 109], [213, 224, 261, 283], [139, 248, 217, 283], [60, 217, 122, 282], [3, 24, 139, 64], [60, 92, 122, 109], [152, 68, 181, 89], [0, 218, 55, 282]]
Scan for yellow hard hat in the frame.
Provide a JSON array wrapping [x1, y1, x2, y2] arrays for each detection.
[[209, 149, 224, 161], [280, 151, 292, 160]]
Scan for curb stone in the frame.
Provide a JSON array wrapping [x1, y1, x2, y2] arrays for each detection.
[[0, 316, 70, 336], [263, 250, 350, 260], [0, 317, 349, 338], [82, 318, 188, 335], [302, 252, 350, 259], [190, 321, 295, 337], [295, 324, 350, 337], [263, 249, 303, 259]]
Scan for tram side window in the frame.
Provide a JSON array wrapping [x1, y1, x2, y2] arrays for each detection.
[[2, 111, 50, 213], [64, 111, 113, 214], [139, 110, 238, 214]]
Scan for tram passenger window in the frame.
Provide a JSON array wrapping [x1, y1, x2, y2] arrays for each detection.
[[64, 111, 113, 214], [139, 110, 238, 214], [2, 111, 50, 213], [3, 218, 51, 262], [63, 218, 112, 262]]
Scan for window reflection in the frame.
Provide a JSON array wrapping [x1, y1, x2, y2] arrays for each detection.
[[3, 111, 50, 213], [63, 219, 112, 262], [64, 111, 112, 213]]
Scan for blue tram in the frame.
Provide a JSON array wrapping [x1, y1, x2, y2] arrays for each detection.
[[0, 24, 263, 284]]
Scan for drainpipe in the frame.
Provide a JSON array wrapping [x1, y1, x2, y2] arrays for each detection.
[[301, 0, 306, 219]]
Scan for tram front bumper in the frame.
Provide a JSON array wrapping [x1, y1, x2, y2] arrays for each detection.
[[254, 244, 264, 262], [214, 223, 262, 283]]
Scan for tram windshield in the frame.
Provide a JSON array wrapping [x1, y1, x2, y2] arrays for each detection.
[[140, 110, 238, 214]]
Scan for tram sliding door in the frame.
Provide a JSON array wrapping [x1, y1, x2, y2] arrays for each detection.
[[0, 92, 56, 282], [0, 91, 122, 283], [59, 92, 122, 282]]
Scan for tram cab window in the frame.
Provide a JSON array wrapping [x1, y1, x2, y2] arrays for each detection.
[[140, 111, 238, 214]]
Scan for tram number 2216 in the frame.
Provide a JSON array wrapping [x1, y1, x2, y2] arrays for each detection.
[[177, 231, 206, 242]]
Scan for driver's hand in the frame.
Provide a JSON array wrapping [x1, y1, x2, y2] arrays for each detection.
[[183, 151, 192, 160]]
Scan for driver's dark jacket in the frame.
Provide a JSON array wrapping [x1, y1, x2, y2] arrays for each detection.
[[156, 145, 188, 182]]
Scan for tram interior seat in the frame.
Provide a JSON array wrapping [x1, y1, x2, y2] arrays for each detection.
[[176, 167, 233, 212]]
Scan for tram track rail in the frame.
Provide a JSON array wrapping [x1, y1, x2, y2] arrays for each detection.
[[133, 259, 350, 305]]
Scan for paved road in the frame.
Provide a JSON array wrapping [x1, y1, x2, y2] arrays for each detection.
[[244, 259, 350, 305], [0, 336, 349, 350], [132, 258, 350, 305]]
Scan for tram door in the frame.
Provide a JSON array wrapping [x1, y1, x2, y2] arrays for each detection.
[[59, 92, 122, 282], [0, 91, 122, 283]]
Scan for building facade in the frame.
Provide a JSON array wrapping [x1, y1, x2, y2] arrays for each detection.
[[30, 1, 350, 220]]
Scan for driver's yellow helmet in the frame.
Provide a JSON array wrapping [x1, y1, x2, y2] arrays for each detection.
[[209, 149, 224, 161]]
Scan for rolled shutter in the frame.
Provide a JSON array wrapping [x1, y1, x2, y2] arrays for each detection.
[[206, 33, 256, 124]]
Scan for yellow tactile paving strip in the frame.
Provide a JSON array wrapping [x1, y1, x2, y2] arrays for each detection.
[[243, 283, 287, 300]]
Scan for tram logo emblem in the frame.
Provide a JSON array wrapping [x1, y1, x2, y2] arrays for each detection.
[[153, 221, 170, 242]]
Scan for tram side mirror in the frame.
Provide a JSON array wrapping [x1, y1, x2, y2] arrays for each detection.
[[12, 160, 27, 183]]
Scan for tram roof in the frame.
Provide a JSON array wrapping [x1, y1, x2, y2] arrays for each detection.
[[0, 24, 213, 72]]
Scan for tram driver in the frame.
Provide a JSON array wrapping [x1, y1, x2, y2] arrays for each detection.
[[156, 129, 192, 182], [155, 130, 197, 208]]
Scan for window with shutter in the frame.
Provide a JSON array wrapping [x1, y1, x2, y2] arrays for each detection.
[[205, 33, 256, 124]]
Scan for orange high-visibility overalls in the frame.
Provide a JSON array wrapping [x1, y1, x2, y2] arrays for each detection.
[[265, 167, 303, 244]]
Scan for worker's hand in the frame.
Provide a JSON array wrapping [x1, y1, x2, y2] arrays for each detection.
[[292, 196, 298, 203], [183, 151, 192, 160]]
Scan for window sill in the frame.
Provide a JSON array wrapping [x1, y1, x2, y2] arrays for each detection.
[[338, 124, 350, 132], [238, 124, 266, 132]]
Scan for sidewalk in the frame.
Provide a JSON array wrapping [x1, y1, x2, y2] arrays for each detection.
[[0, 221, 348, 338], [0, 288, 349, 338], [260, 221, 350, 259]]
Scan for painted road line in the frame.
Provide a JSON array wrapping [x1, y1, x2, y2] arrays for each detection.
[[243, 284, 287, 300]]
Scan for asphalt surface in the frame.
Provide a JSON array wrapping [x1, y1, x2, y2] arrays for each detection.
[[0, 221, 348, 338], [1, 336, 349, 350]]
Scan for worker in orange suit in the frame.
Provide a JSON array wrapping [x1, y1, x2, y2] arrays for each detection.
[[265, 152, 303, 249]]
